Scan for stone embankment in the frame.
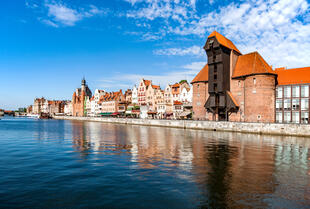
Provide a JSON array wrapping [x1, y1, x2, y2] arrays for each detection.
[[53, 116, 310, 137]]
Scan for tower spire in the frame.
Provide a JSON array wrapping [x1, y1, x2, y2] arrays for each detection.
[[81, 76, 86, 86]]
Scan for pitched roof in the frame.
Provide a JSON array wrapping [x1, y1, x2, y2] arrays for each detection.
[[191, 64, 208, 83], [172, 83, 180, 88], [226, 91, 239, 107], [208, 31, 241, 54], [152, 85, 160, 89], [232, 52, 276, 78], [174, 101, 183, 105], [143, 79, 151, 86], [275, 67, 310, 85], [98, 90, 123, 103]]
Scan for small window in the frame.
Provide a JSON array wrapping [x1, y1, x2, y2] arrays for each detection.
[[301, 85, 309, 97], [214, 83, 217, 91], [292, 112, 300, 123], [301, 112, 309, 124], [292, 99, 300, 110], [276, 112, 283, 123], [284, 99, 291, 110], [253, 78, 256, 85], [284, 111, 291, 123], [214, 74, 217, 80], [300, 98, 308, 110], [276, 87, 283, 98], [276, 99, 283, 110], [292, 86, 300, 98], [284, 86, 291, 98]]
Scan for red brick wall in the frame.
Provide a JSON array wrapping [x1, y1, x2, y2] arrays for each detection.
[[192, 82, 213, 120], [72, 92, 85, 117], [230, 79, 245, 122], [244, 75, 276, 123]]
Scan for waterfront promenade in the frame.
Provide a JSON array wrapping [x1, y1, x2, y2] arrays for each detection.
[[54, 116, 310, 137]]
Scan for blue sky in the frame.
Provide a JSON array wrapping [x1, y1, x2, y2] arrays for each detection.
[[1, 0, 310, 109]]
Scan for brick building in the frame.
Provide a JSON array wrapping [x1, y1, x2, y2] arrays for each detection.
[[192, 31, 277, 122], [125, 89, 132, 104], [72, 78, 92, 117], [98, 90, 125, 115], [32, 97, 65, 115]]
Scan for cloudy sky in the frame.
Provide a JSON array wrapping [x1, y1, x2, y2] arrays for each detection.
[[1, 0, 310, 109]]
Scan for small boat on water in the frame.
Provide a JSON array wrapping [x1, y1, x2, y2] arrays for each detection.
[[38, 113, 52, 119], [26, 114, 39, 119]]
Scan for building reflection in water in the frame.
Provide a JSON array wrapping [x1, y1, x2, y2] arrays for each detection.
[[69, 120, 310, 207], [34, 119, 66, 142]]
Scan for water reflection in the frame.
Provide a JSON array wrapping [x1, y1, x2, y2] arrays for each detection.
[[69, 120, 310, 208]]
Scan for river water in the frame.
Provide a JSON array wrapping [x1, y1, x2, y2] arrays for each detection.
[[0, 116, 309, 208]]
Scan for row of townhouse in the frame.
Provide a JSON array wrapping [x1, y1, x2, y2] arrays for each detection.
[[68, 77, 193, 119], [32, 97, 68, 115], [135, 78, 192, 119]]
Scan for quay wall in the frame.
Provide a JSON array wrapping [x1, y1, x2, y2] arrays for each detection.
[[53, 116, 310, 137]]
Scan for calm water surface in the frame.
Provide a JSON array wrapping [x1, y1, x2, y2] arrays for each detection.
[[0, 116, 310, 208]]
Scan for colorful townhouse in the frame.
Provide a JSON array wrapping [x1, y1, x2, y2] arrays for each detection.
[[98, 90, 126, 116]]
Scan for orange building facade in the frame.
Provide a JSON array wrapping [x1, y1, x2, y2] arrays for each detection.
[[192, 31, 309, 124]]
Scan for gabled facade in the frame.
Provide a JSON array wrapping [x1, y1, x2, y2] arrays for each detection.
[[138, 79, 151, 105], [125, 89, 132, 104], [180, 86, 192, 103], [146, 84, 160, 111], [72, 78, 92, 117], [132, 85, 138, 104]]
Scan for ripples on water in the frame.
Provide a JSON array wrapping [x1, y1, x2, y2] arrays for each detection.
[[0, 116, 309, 208]]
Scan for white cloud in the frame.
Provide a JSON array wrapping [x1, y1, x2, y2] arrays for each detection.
[[41, 19, 59, 27], [154, 45, 204, 56], [45, 2, 82, 26], [125, 0, 310, 68], [125, 0, 196, 25], [32, 1, 106, 27]]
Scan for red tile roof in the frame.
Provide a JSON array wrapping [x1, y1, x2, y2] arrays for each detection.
[[208, 31, 241, 54], [275, 67, 310, 85], [98, 90, 123, 103], [232, 52, 276, 78], [172, 83, 180, 88], [143, 79, 151, 86], [191, 64, 208, 83], [152, 85, 160, 89], [174, 101, 183, 105]]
